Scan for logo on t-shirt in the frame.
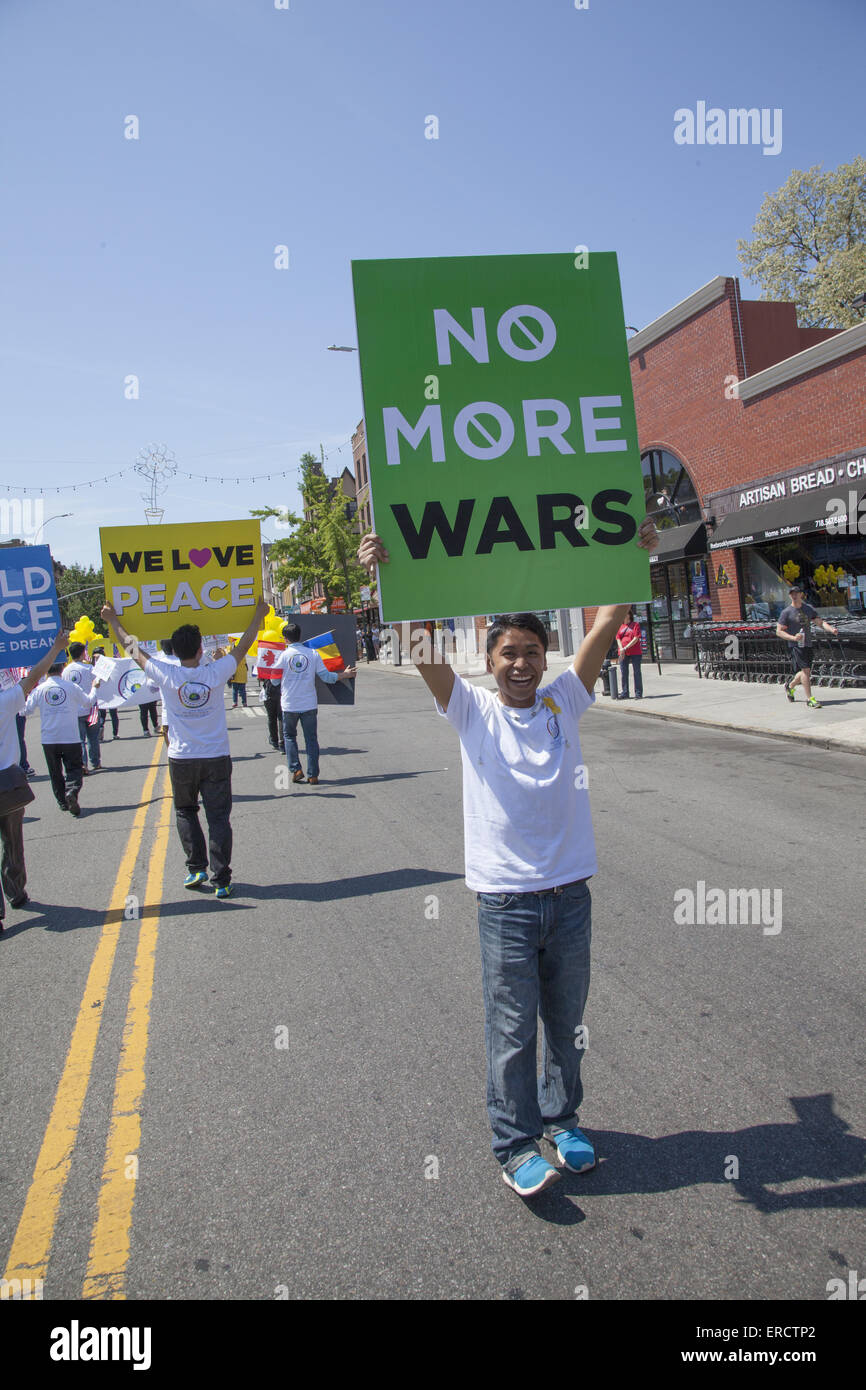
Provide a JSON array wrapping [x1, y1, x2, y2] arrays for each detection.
[[178, 681, 211, 709], [546, 714, 561, 740], [289, 653, 310, 673], [119, 670, 146, 699], [45, 686, 67, 705], [66, 669, 82, 684]]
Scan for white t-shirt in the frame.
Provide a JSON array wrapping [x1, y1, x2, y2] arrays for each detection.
[[63, 660, 94, 694], [24, 676, 97, 744], [150, 651, 181, 724], [144, 653, 237, 759], [272, 644, 338, 713], [0, 684, 25, 770], [437, 667, 598, 893]]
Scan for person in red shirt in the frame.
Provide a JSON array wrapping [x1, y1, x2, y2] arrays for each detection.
[[615, 608, 643, 699]]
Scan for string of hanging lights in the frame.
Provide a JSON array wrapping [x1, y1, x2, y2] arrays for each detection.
[[1, 435, 354, 494]]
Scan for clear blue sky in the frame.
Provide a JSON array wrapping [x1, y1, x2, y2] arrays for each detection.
[[1, 0, 862, 568]]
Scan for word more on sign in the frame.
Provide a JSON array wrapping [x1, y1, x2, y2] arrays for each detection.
[[352, 252, 649, 621], [0, 544, 61, 669], [100, 520, 262, 640]]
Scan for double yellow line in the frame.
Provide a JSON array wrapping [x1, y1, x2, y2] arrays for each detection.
[[4, 739, 173, 1300]]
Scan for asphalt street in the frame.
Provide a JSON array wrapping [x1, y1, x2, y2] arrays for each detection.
[[2, 668, 863, 1302]]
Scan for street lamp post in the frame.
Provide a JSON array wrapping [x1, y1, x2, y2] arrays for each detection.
[[33, 512, 73, 542]]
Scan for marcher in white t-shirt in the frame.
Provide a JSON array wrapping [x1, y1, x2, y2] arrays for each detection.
[[25, 659, 101, 817], [102, 598, 268, 899], [64, 642, 102, 771], [359, 521, 658, 1199], [0, 630, 70, 922], [270, 623, 356, 784]]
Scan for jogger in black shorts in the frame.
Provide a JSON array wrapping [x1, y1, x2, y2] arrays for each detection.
[[776, 585, 838, 709]]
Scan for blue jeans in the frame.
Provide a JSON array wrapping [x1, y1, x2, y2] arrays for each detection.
[[477, 880, 592, 1170], [619, 654, 643, 697], [282, 709, 319, 778], [78, 714, 101, 768]]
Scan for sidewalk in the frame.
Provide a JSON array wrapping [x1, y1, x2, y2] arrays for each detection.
[[370, 653, 866, 755]]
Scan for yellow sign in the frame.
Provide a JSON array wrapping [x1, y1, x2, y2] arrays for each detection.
[[100, 520, 262, 639]]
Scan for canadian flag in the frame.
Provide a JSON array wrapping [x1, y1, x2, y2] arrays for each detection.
[[255, 639, 285, 680]]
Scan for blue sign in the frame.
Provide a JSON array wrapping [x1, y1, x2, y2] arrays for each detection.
[[0, 544, 61, 669]]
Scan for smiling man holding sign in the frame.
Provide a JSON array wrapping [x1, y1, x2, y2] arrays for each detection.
[[354, 249, 657, 1197]]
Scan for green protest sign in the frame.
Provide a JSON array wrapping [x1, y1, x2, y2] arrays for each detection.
[[351, 252, 650, 621]]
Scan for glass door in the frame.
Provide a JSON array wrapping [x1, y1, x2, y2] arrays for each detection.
[[651, 569, 674, 660]]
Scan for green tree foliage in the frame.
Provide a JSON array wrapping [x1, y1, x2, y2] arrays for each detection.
[[738, 159, 866, 328], [54, 562, 106, 629], [252, 452, 366, 612]]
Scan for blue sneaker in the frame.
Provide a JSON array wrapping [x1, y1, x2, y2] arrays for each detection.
[[214, 884, 233, 900], [545, 1126, 596, 1174], [184, 871, 207, 889], [501, 1153, 561, 1197]]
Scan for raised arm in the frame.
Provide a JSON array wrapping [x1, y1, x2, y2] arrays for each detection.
[[574, 518, 658, 694], [20, 630, 69, 696], [229, 598, 270, 666], [101, 603, 149, 670], [357, 534, 455, 710]]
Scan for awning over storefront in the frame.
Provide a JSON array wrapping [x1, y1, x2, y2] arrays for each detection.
[[648, 520, 707, 565], [708, 483, 866, 551]]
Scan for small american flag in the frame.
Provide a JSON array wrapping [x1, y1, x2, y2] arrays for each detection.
[[0, 667, 28, 691]]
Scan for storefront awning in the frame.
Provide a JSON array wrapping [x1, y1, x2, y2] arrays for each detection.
[[708, 483, 866, 551], [648, 520, 707, 565]]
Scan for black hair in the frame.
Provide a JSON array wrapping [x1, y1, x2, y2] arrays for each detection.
[[68, 642, 86, 660], [160, 639, 174, 657], [91, 645, 105, 656], [282, 622, 301, 643], [49, 661, 65, 674], [486, 613, 549, 656], [171, 624, 203, 661]]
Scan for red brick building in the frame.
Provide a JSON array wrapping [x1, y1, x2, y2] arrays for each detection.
[[586, 276, 866, 659]]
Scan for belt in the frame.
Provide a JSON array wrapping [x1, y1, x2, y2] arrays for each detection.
[[531, 877, 588, 897]]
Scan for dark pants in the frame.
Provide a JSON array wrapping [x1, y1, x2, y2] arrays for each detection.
[[168, 756, 233, 886], [16, 714, 30, 771], [619, 654, 643, 697], [78, 714, 101, 768], [0, 806, 27, 916], [139, 701, 159, 732], [98, 707, 119, 739], [230, 682, 247, 706], [43, 742, 84, 808], [263, 686, 284, 748], [283, 709, 319, 778]]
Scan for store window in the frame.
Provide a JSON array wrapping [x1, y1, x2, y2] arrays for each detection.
[[742, 536, 866, 619], [641, 450, 702, 529], [741, 547, 789, 620]]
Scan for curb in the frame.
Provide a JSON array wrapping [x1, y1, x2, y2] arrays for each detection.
[[364, 661, 866, 757], [588, 700, 866, 756]]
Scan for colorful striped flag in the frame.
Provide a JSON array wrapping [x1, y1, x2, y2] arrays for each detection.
[[302, 630, 345, 672]]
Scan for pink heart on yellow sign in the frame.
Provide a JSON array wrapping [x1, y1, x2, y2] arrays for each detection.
[[189, 549, 212, 567]]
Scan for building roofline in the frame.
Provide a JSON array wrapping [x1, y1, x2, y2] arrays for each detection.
[[734, 320, 866, 400], [627, 276, 729, 357]]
